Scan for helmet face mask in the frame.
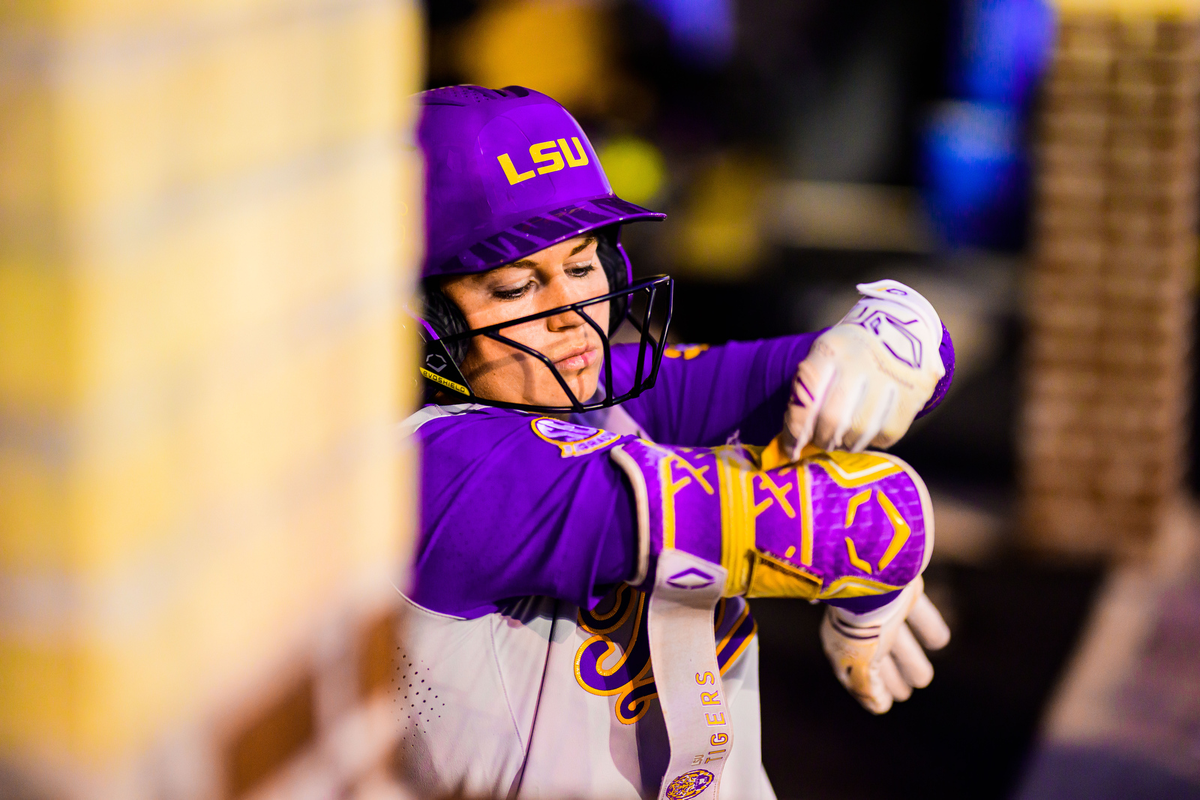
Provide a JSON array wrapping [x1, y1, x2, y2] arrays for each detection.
[[415, 84, 673, 414], [416, 273, 673, 414]]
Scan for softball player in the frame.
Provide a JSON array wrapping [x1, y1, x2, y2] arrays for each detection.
[[399, 85, 952, 799]]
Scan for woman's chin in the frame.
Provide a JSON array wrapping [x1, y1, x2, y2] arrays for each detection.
[[542, 375, 599, 408], [575, 370, 601, 404]]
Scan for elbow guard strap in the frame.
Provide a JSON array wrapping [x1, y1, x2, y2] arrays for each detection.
[[611, 440, 934, 600]]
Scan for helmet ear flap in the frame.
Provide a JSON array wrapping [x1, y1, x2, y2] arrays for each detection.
[[417, 282, 474, 404], [596, 227, 629, 335], [421, 282, 470, 365]]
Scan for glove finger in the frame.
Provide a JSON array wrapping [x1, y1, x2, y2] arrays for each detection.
[[812, 374, 867, 451], [869, 429, 901, 450], [821, 614, 893, 714], [849, 383, 898, 453], [881, 655, 911, 702], [907, 592, 952, 651], [783, 358, 836, 458], [892, 623, 934, 689], [856, 664, 893, 715], [873, 392, 929, 450]]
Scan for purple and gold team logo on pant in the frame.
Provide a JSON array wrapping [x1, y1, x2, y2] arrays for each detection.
[[664, 769, 715, 799], [573, 587, 756, 724]]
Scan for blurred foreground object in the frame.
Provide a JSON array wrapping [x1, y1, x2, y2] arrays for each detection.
[[1022, 1, 1198, 557], [0, 0, 422, 798]]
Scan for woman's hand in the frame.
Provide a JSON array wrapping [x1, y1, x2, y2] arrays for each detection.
[[820, 577, 951, 714], [778, 280, 946, 460]]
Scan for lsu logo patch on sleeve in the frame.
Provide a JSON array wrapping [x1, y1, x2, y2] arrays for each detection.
[[531, 417, 622, 457]]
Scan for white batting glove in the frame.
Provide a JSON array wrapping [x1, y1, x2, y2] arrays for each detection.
[[783, 280, 945, 456], [820, 577, 951, 715]]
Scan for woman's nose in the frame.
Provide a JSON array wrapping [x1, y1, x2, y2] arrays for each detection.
[[543, 278, 593, 331]]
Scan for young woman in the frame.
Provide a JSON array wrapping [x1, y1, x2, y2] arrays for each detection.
[[400, 85, 953, 799]]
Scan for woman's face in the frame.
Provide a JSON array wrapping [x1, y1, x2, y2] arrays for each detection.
[[441, 234, 611, 409]]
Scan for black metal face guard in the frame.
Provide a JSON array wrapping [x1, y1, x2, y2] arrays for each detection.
[[418, 274, 674, 414]]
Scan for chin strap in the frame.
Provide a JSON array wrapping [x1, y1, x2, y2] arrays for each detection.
[[647, 549, 732, 800]]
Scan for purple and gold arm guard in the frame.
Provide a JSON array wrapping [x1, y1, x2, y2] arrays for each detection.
[[610, 440, 934, 600]]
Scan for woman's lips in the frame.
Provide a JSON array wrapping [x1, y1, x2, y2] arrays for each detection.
[[554, 345, 599, 372]]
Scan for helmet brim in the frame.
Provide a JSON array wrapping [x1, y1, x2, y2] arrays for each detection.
[[427, 194, 665, 278]]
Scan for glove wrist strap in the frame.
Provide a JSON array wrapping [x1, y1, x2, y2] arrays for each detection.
[[828, 578, 916, 626]]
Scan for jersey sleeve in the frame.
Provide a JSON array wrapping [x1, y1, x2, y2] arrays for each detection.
[[413, 408, 641, 619], [610, 334, 821, 447]]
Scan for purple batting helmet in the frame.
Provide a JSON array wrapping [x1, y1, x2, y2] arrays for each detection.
[[413, 85, 674, 414]]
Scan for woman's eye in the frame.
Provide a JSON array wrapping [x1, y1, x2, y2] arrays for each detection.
[[492, 282, 532, 300], [566, 262, 597, 278]]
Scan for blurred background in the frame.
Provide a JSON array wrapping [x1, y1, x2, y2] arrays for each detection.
[[2, 0, 1199, 798]]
